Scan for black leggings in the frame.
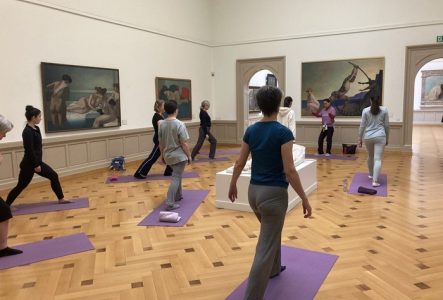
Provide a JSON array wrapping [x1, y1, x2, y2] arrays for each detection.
[[134, 143, 172, 177], [318, 126, 334, 154], [6, 162, 64, 206]]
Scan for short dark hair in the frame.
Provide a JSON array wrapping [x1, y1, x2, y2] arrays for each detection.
[[283, 96, 293, 107], [324, 98, 331, 103], [62, 74, 72, 83], [25, 105, 41, 121], [256, 86, 282, 116], [164, 100, 178, 115]]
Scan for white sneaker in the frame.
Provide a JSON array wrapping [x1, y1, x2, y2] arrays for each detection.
[[372, 182, 380, 187], [325, 153, 331, 157], [368, 175, 373, 179]]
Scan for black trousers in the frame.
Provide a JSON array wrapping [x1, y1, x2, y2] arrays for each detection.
[[191, 127, 217, 159], [134, 143, 172, 177], [318, 126, 334, 154], [6, 161, 64, 206]]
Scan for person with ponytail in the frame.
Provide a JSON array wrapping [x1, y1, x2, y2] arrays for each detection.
[[6, 106, 68, 206], [0, 115, 23, 257], [358, 96, 390, 187], [134, 100, 172, 178]]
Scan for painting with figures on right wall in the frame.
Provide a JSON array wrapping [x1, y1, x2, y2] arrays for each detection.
[[420, 70, 443, 107], [301, 57, 384, 117]]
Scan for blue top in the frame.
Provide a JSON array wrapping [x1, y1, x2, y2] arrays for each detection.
[[243, 121, 294, 188]]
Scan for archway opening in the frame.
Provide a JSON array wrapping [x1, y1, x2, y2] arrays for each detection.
[[247, 69, 279, 126]]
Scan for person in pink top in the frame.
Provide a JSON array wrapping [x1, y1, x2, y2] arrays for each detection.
[[312, 99, 336, 156]]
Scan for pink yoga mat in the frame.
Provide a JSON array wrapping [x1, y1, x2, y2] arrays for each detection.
[[226, 245, 338, 300], [0, 233, 94, 270]]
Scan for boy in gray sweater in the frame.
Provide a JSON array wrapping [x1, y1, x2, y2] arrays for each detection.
[[158, 100, 192, 210]]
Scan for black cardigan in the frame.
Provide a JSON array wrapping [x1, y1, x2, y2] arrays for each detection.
[[20, 124, 42, 169]]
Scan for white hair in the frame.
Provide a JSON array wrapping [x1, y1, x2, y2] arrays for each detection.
[[0, 114, 13, 134]]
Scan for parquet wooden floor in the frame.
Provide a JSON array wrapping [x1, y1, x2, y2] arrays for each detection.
[[0, 125, 442, 299]]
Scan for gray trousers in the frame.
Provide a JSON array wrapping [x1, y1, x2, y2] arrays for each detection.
[[244, 184, 288, 300], [364, 136, 386, 183], [166, 160, 187, 206]]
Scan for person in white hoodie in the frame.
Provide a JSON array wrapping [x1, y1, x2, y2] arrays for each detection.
[[277, 96, 296, 139]]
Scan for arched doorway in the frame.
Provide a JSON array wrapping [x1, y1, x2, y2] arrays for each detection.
[[403, 44, 443, 149], [236, 57, 286, 142], [247, 69, 279, 126]]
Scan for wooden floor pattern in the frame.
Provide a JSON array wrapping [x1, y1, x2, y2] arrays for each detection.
[[0, 125, 442, 299]]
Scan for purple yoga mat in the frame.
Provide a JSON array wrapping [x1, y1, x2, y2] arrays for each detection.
[[199, 149, 240, 155], [348, 172, 388, 197], [226, 245, 338, 300], [12, 198, 89, 216], [105, 171, 199, 184], [305, 153, 357, 161], [0, 233, 94, 270], [138, 189, 209, 227], [192, 157, 230, 163]]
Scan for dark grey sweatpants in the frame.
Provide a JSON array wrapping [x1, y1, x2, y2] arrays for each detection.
[[244, 184, 288, 300]]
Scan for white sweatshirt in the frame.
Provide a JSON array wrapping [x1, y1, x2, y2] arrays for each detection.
[[277, 107, 296, 138]]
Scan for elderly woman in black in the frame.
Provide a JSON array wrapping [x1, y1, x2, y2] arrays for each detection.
[[6, 106, 68, 206], [0, 114, 22, 257], [191, 100, 217, 160]]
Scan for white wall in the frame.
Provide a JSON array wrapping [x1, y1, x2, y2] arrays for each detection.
[[213, 8, 443, 122], [0, 0, 212, 142], [21, 0, 213, 45], [212, 0, 443, 45]]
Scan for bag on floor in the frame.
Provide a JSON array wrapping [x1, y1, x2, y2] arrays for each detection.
[[342, 144, 357, 155], [110, 156, 125, 171]]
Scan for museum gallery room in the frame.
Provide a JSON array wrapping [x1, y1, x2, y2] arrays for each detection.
[[0, 0, 442, 299]]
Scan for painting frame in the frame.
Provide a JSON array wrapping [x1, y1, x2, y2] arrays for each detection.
[[41, 62, 121, 133], [300, 57, 385, 118], [155, 77, 192, 120], [420, 70, 443, 107]]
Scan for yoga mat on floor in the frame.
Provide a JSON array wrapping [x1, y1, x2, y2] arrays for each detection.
[[0, 233, 94, 270], [348, 172, 388, 197], [199, 149, 240, 155], [12, 198, 89, 216], [226, 245, 338, 300], [192, 157, 230, 163], [305, 154, 357, 161], [105, 171, 199, 184], [138, 189, 209, 227]]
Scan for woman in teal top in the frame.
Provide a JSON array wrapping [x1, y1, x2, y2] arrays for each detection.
[[228, 86, 312, 300]]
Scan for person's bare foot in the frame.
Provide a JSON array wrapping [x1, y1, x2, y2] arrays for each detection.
[[58, 199, 72, 204]]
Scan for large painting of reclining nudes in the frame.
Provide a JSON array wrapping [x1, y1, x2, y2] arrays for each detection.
[[301, 57, 384, 117], [155, 77, 192, 120], [41, 62, 121, 133]]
